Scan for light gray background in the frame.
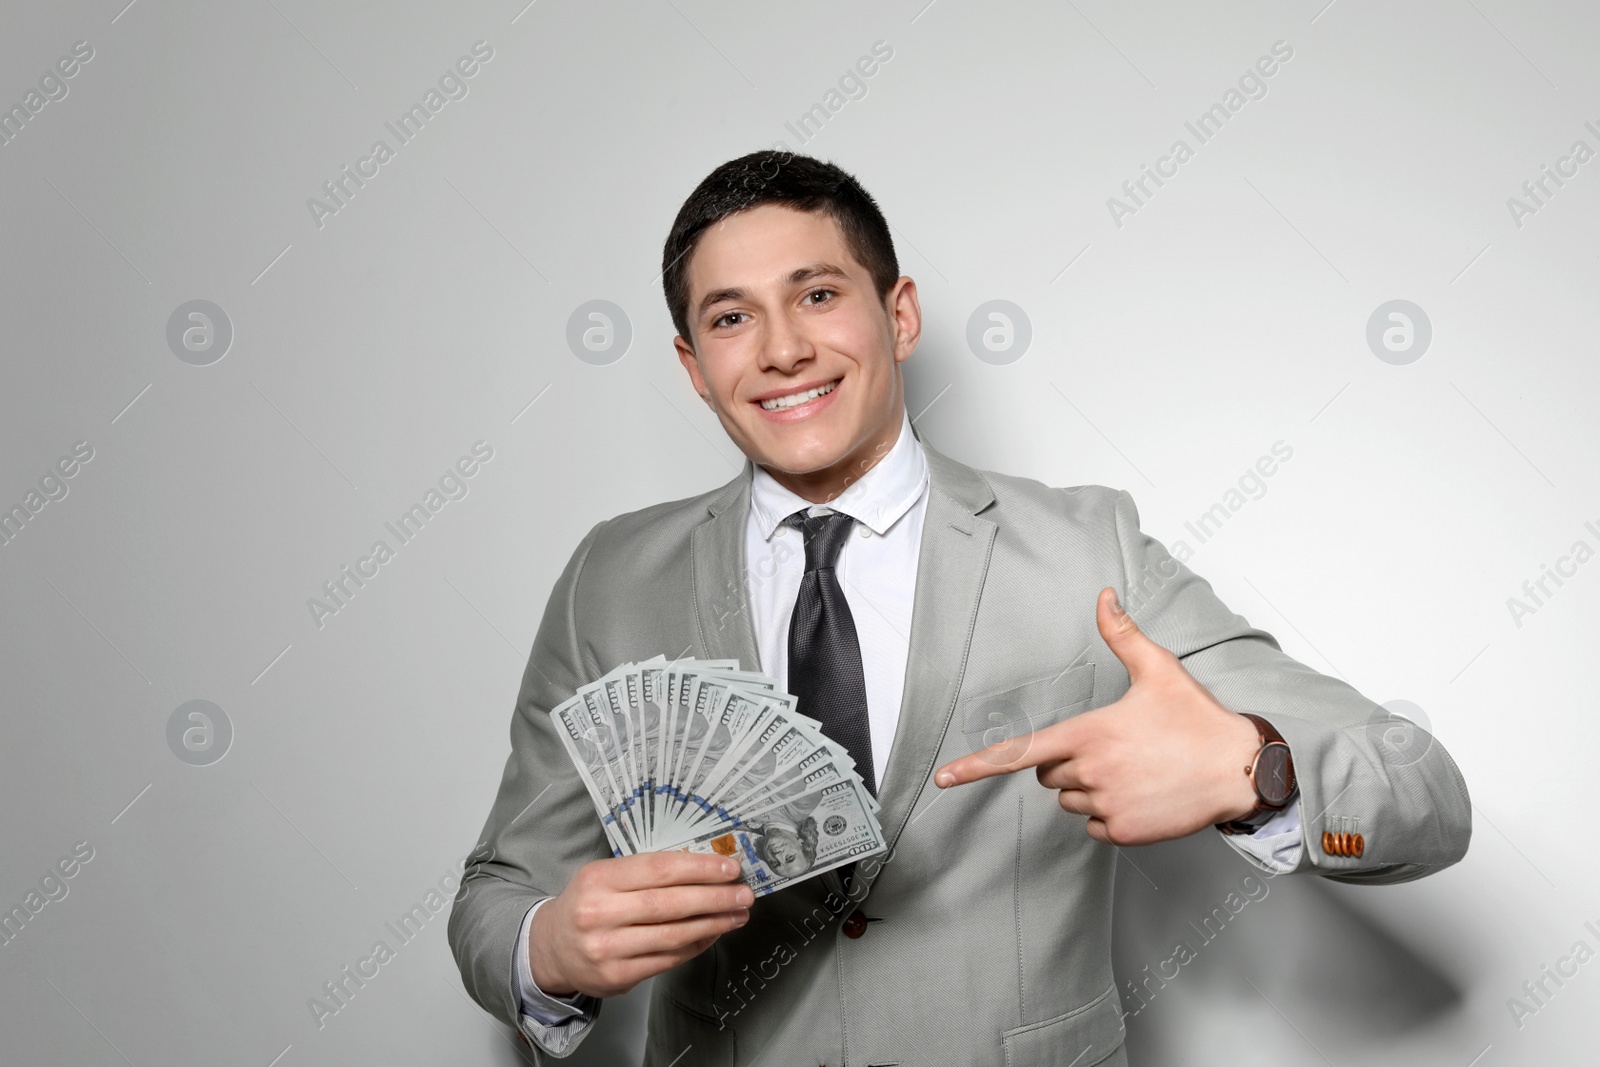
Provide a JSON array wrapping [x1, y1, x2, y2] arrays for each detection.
[[2, 1, 1595, 1064]]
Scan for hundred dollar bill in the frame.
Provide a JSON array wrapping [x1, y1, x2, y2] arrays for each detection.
[[664, 774, 886, 896], [551, 691, 632, 856]]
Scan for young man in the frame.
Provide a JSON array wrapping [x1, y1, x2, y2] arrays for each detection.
[[447, 152, 1472, 1067]]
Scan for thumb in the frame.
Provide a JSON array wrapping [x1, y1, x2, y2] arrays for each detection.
[[1096, 587, 1169, 684]]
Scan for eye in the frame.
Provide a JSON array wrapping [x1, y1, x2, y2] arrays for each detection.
[[803, 288, 836, 307], [711, 311, 748, 329]]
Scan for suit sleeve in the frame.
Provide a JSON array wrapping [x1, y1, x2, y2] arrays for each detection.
[[1110, 489, 1471, 884], [446, 519, 614, 1059]]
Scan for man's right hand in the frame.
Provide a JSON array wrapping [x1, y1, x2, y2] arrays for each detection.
[[529, 852, 754, 999]]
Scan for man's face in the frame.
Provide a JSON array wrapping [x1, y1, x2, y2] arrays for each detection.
[[675, 204, 919, 492]]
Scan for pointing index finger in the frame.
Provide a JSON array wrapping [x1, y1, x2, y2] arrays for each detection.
[[933, 725, 1068, 788]]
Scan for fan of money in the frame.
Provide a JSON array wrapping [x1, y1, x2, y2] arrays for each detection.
[[552, 656, 887, 896]]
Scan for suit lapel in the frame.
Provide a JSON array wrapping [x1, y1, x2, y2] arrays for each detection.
[[853, 440, 997, 900], [690, 461, 762, 669]]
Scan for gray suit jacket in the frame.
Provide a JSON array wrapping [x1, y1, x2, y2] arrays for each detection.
[[447, 434, 1471, 1067]]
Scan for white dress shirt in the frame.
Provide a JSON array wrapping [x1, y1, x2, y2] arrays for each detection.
[[511, 409, 1302, 1047], [743, 406, 930, 794]]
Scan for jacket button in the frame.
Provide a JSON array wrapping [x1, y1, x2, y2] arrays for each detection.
[[842, 910, 868, 939]]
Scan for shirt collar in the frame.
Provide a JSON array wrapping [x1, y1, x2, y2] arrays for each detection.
[[749, 408, 928, 540]]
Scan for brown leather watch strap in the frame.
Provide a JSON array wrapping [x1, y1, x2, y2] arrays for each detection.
[[1217, 713, 1297, 835], [1243, 712, 1285, 748]]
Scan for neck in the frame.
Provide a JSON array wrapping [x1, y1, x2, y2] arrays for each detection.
[[761, 411, 906, 505]]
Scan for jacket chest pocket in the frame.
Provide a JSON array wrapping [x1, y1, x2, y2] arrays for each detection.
[[960, 662, 1097, 740]]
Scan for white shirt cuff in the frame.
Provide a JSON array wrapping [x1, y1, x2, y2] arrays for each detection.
[[515, 898, 599, 1038], [1220, 797, 1304, 873]]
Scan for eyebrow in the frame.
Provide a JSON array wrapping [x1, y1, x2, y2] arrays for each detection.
[[695, 261, 852, 323]]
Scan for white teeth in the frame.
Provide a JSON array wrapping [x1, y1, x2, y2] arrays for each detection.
[[760, 380, 837, 411]]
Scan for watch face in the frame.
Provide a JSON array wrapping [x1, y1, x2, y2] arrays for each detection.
[[1254, 743, 1294, 806]]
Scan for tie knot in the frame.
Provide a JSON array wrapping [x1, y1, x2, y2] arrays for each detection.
[[782, 509, 856, 572]]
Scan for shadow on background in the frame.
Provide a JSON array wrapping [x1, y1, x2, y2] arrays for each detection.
[[1114, 831, 1463, 1066]]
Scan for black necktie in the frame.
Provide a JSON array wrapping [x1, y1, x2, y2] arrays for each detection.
[[784, 509, 877, 798]]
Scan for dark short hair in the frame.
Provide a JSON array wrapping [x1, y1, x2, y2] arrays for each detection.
[[661, 150, 900, 344]]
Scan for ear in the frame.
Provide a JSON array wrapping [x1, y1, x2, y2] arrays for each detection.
[[675, 335, 712, 406], [886, 276, 921, 364]]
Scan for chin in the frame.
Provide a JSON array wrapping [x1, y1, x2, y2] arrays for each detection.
[[733, 424, 837, 473], [753, 438, 851, 477]]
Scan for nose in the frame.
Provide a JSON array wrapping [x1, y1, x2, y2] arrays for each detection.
[[758, 306, 815, 374]]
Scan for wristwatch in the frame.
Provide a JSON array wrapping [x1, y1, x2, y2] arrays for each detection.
[[1217, 713, 1297, 835]]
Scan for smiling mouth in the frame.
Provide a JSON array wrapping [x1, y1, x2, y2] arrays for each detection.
[[758, 379, 840, 412]]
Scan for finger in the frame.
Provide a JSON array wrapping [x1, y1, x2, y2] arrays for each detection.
[[1084, 816, 1111, 844], [1035, 759, 1084, 792], [1096, 587, 1171, 684], [601, 852, 744, 892], [609, 882, 756, 927], [1056, 789, 1096, 817], [610, 910, 750, 957], [934, 725, 1074, 787], [602, 936, 724, 989]]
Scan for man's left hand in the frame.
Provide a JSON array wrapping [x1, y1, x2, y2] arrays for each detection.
[[933, 587, 1264, 846]]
